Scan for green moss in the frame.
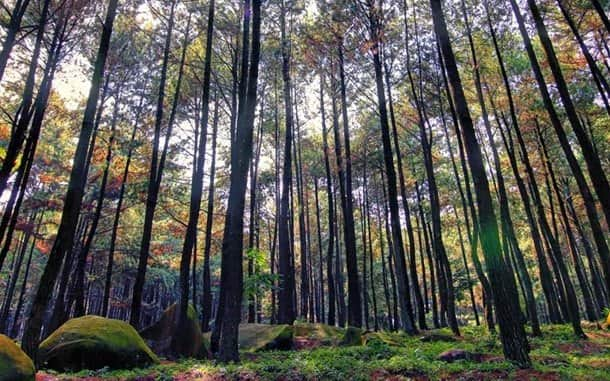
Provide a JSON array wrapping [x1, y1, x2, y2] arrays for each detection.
[[293, 322, 345, 345], [0, 334, 35, 381], [238, 324, 293, 351], [38, 315, 158, 372]]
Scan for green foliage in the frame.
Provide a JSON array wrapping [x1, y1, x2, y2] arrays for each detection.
[[244, 248, 279, 299]]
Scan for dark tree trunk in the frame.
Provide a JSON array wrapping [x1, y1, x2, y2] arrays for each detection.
[[509, 0, 610, 299], [202, 98, 219, 332], [10, 216, 39, 338], [430, 0, 530, 366], [320, 73, 336, 326], [0, 0, 31, 85], [536, 126, 598, 321], [527, 0, 610, 228], [366, 1, 415, 334], [73, 85, 122, 317], [277, 0, 297, 325], [175, 8, 211, 353], [384, 24, 426, 328], [130, 0, 178, 327], [0, 0, 50, 198], [102, 91, 145, 317], [590, 0, 610, 34], [337, 43, 362, 328], [215, 0, 261, 362], [21, 0, 119, 360]]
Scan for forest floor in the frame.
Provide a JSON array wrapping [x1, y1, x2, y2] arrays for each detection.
[[36, 323, 610, 380]]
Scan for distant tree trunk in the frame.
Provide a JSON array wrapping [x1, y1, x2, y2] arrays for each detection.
[[566, 192, 609, 306], [73, 85, 122, 317], [359, 195, 370, 330], [483, 2, 562, 324], [0, 0, 31, 85], [130, 0, 178, 327], [381, 183, 400, 331], [590, 0, 610, 34], [362, 159, 378, 330], [102, 90, 145, 317], [461, 0, 539, 335], [320, 73, 336, 326], [526, 0, 610, 227], [202, 98, 219, 332], [366, 0, 415, 334], [509, 0, 610, 299], [293, 88, 310, 322], [175, 8, 211, 353], [270, 74, 280, 325], [21, 0, 119, 360], [557, 0, 610, 114], [248, 104, 264, 323], [385, 23, 426, 328], [10, 215, 40, 338], [536, 126, 599, 321], [430, 0, 530, 366], [334, 197, 347, 327], [337, 43, 362, 328], [215, 0, 262, 362], [313, 179, 325, 323], [0, 0, 50, 198], [0, 213, 36, 333]]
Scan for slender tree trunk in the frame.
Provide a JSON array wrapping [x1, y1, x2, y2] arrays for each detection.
[[320, 73, 336, 326], [0, 0, 50, 198], [22, 0, 119, 360], [527, 0, 610, 226], [130, 0, 178, 326], [430, 0, 530, 366], [0, 0, 31, 85], [73, 85, 122, 317], [202, 98, 219, 332], [174, 9, 212, 353], [590, 0, 610, 34], [102, 90, 145, 317], [366, 1, 415, 334], [508, 0, 610, 299], [536, 126, 598, 321], [337, 43, 362, 328], [10, 216, 40, 338]]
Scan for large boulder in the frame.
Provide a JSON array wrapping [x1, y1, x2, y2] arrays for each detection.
[[140, 303, 207, 359], [0, 334, 35, 381], [38, 315, 158, 372], [237, 324, 293, 351]]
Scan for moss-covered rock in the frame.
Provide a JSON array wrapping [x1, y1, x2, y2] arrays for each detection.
[[293, 323, 345, 346], [38, 315, 158, 372], [140, 303, 207, 359], [0, 334, 35, 381], [340, 326, 363, 346], [236, 324, 294, 351]]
